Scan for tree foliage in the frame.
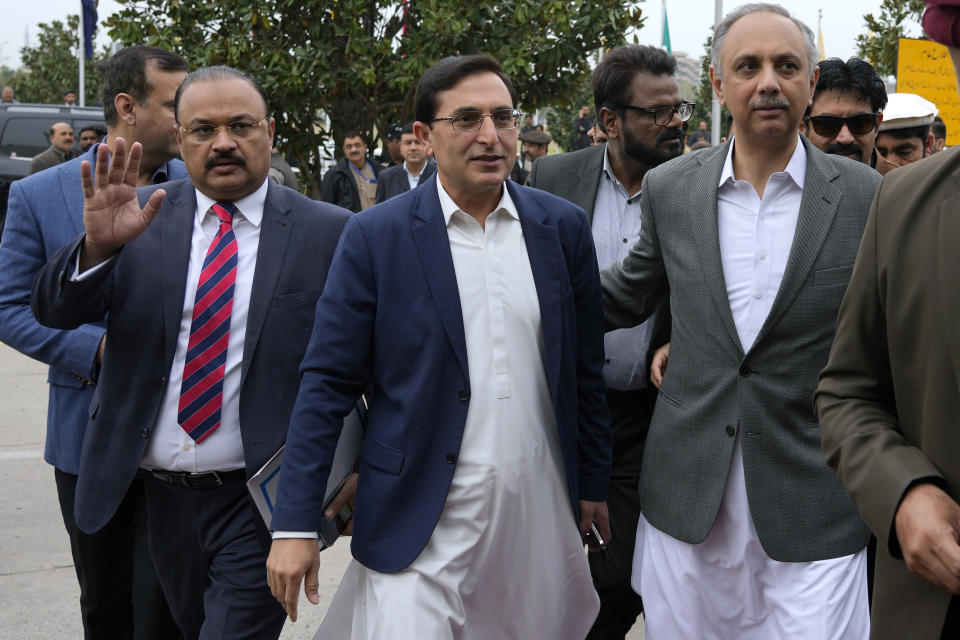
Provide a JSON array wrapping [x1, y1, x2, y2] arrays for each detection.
[[544, 81, 594, 153], [16, 15, 105, 105], [105, 0, 644, 195], [856, 0, 926, 78]]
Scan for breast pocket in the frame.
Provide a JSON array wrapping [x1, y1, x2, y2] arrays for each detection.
[[273, 288, 323, 308], [362, 437, 405, 475], [813, 265, 853, 288]]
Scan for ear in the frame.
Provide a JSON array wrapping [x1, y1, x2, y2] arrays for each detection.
[[876, 112, 884, 128], [414, 121, 432, 148], [267, 117, 276, 147], [174, 124, 184, 155], [709, 65, 725, 107], [598, 107, 619, 140], [114, 92, 137, 126], [807, 65, 820, 108], [925, 131, 935, 156]]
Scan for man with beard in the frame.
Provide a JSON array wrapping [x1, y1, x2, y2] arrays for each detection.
[[803, 56, 887, 167], [601, 4, 879, 636], [874, 92, 939, 174], [78, 126, 103, 153], [527, 44, 684, 639]]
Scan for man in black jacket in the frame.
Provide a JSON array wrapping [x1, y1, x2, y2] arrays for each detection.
[[375, 123, 436, 203], [321, 131, 381, 211]]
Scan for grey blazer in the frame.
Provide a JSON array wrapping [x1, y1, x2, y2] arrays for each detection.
[[602, 137, 880, 562], [527, 144, 604, 222]]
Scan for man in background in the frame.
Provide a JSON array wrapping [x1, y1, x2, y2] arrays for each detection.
[[322, 131, 381, 211], [377, 123, 403, 167], [528, 43, 683, 639], [2, 86, 18, 103], [30, 122, 76, 174], [803, 56, 887, 167], [78, 125, 103, 153], [0, 45, 188, 639], [932, 115, 947, 153], [573, 104, 593, 150], [511, 128, 550, 184], [375, 122, 435, 202], [874, 92, 938, 174], [64, 90, 77, 106]]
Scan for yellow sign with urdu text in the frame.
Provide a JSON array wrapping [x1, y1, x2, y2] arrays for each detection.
[[897, 38, 960, 146]]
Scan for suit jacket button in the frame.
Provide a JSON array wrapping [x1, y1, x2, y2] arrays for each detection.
[[725, 424, 735, 437], [739, 365, 751, 377], [445, 452, 457, 464], [458, 389, 470, 401], [141, 428, 150, 438], [160, 376, 166, 386]]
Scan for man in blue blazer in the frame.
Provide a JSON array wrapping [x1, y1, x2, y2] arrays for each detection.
[[31, 67, 351, 640], [267, 55, 611, 637], [0, 46, 187, 639]]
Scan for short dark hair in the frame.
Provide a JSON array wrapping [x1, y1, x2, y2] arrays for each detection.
[[932, 115, 947, 140], [401, 122, 415, 136], [879, 124, 931, 144], [414, 54, 517, 124], [174, 66, 269, 122], [78, 125, 102, 137], [98, 46, 188, 126], [592, 45, 677, 133], [341, 130, 364, 145], [812, 57, 887, 114]]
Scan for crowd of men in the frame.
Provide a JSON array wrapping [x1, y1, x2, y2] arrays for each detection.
[[4, 1, 960, 639]]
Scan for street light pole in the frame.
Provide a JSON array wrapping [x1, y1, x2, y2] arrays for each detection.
[[711, 0, 722, 145]]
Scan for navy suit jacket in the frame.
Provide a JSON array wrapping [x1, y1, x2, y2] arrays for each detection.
[[0, 144, 186, 474], [374, 160, 436, 203], [31, 179, 351, 534], [271, 175, 611, 572]]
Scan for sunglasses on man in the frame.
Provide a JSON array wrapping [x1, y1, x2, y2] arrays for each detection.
[[807, 113, 878, 137]]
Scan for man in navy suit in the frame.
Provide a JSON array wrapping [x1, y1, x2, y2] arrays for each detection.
[[267, 55, 611, 637], [31, 66, 350, 640], [374, 122, 436, 203], [0, 45, 187, 639]]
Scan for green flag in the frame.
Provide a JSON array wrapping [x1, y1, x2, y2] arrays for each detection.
[[662, 1, 672, 54]]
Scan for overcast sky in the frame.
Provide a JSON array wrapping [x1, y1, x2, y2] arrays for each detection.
[[1, 1, 923, 71]]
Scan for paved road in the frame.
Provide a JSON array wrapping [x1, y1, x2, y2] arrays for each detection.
[[0, 344, 643, 638]]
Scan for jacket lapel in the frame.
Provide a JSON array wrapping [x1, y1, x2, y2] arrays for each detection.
[[409, 176, 470, 382], [159, 182, 196, 374], [242, 181, 292, 384], [559, 145, 604, 221], [752, 139, 840, 349], [509, 182, 563, 400], [688, 141, 744, 356], [937, 168, 960, 397]]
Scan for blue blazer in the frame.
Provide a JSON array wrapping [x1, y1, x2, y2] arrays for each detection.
[[272, 175, 611, 573], [31, 179, 351, 534], [0, 144, 186, 474]]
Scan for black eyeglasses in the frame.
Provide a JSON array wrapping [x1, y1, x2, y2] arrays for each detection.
[[807, 113, 877, 137], [430, 109, 522, 133], [614, 101, 695, 126]]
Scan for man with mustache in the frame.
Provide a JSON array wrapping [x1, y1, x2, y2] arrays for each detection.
[[31, 65, 351, 639], [527, 43, 682, 639], [600, 4, 880, 636], [803, 56, 887, 167]]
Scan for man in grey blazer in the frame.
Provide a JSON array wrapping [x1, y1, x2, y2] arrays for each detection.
[[527, 44, 681, 639], [601, 4, 880, 636]]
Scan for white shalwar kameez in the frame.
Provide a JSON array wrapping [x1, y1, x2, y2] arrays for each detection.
[[316, 181, 599, 639], [632, 138, 870, 640]]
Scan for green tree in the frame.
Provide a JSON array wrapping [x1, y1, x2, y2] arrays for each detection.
[[856, 0, 926, 77], [544, 81, 594, 153], [106, 0, 645, 195], [17, 15, 105, 104]]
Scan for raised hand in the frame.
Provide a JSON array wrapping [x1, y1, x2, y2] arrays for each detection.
[[79, 137, 166, 271]]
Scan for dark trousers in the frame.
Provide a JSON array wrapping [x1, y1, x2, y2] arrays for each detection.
[[143, 471, 286, 640], [586, 387, 652, 639], [54, 468, 181, 640]]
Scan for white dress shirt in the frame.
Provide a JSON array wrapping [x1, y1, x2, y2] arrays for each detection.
[[592, 147, 655, 390], [632, 138, 869, 639], [313, 180, 599, 638], [402, 160, 424, 191], [140, 179, 268, 472]]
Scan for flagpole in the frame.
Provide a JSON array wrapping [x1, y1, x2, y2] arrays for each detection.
[[78, 1, 85, 107], [712, 0, 722, 145]]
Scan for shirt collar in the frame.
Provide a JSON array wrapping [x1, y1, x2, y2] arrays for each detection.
[[719, 135, 807, 190], [194, 178, 268, 228], [601, 144, 642, 200], [437, 178, 519, 226]]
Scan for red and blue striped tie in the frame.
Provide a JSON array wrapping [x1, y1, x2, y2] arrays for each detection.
[[178, 202, 238, 443]]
